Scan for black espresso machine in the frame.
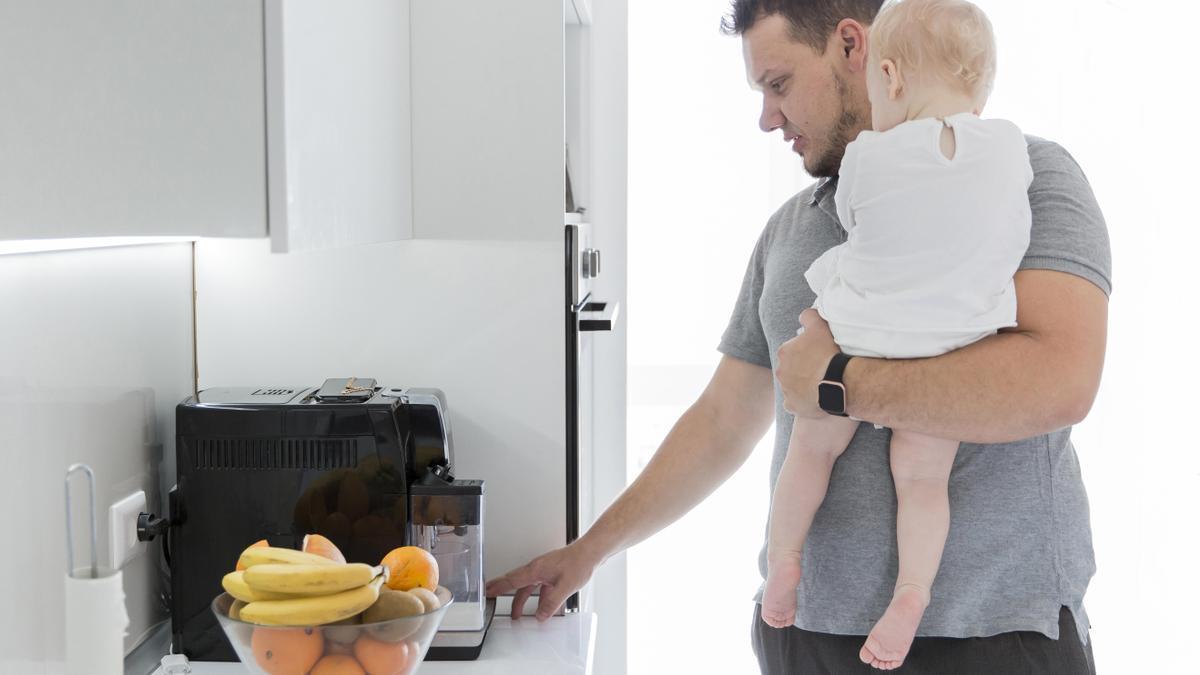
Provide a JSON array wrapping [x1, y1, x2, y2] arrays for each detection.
[[139, 379, 488, 662]]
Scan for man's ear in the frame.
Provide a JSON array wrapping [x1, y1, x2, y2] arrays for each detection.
[[834, 19, 868, 72], [881, 58, 905, 100]]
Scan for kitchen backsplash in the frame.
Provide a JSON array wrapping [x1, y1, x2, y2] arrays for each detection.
[[0, 243, 194, 672], [194, 237, 567, 581]]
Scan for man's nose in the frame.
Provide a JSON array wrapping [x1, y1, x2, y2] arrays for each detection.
[[759, 98, 785, 133]]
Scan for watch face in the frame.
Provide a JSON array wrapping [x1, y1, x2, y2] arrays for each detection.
[[818, 381, 847, 415]]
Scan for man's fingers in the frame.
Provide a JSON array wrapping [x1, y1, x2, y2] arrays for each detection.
[[486, 562, 545, 619], [535, 583, 569, 622], [484, 548, 586, 621], [484, 576, 510, 597], [486, 561, 540, 598], [511, 584, 538, 620], [799, 308, 830, 335], [798, 308, 821, 330], [485, 573, 520, 598]]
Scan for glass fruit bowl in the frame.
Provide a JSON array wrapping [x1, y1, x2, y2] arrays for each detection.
[[212, 587, 453, 675]]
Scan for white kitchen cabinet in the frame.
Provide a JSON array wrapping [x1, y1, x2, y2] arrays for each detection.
[[412, 0, 579, 240], [564, 0, 593, 25], [0, 0, 412, 252]]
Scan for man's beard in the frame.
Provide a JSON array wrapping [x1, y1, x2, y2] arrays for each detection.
[[806, 72, 866, 179]]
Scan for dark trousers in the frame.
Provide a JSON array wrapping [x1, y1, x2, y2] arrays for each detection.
[[751, 605, 1097, 674]]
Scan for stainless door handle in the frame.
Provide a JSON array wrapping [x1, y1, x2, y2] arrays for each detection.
[[579, 300, 619, 332]]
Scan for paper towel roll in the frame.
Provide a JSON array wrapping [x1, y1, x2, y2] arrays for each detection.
[[65, 567, 128, 675]]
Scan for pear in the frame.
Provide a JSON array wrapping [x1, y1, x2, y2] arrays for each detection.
[[323, 613, 362, 645], [363, 588, 424, 643], [407, 587, 441, 613]]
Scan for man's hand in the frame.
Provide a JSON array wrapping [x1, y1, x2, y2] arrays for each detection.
[[486, 356, 775, 623], [777, 308, 840, 419], [485, 539, 602, 621]]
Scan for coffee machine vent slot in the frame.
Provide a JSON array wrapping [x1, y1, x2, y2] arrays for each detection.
[[195, 439, 356, 470], [251, 388, 295, 396]]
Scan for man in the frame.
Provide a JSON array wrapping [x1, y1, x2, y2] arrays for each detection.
[[486, 1, 1109, 672]]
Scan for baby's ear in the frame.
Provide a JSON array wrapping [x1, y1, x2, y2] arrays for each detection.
[[880, 58, 904, 100]]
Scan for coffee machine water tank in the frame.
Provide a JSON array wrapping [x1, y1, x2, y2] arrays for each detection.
[[410, 465, 485, 633]]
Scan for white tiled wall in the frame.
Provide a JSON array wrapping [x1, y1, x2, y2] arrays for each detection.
[[0, 243, 194, 672]]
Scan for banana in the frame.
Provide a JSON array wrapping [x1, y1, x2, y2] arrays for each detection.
[[222, 571, 301, 603], [244, 563, 380, 596], [237, 546, 338, 570], [240, 576, 385, 626]]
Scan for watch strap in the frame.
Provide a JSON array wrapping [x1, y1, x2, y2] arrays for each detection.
[[818, 352, 852, 417], [823, 352, 852, 384]]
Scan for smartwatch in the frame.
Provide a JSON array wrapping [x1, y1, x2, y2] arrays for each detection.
[[817, 352, 853, 417]]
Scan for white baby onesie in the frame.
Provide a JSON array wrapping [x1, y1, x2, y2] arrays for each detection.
[[805, 112, 1034, 359]]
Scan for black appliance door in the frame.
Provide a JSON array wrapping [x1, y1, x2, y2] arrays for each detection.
[[564, 224, 618, 613]]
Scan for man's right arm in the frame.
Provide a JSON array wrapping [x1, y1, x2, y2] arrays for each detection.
[[485, 354, 776, 620]]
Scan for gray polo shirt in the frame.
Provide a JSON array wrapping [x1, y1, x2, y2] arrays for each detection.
[[719, 136, 1111, 643]]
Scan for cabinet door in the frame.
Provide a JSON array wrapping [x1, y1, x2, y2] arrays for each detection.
[[0, 0, 266, 240], [411, 0, 564, 240], [265, 0, 413, 252]]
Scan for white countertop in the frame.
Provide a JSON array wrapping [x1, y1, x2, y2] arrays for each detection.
[[183, 612, 596, 675]]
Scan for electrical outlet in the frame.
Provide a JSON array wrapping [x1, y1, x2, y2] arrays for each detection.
[[109, 490, 147, 569]]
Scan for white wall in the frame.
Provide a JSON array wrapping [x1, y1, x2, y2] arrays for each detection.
[[0, 243, 194, 672], [193, 238, 566, 581]]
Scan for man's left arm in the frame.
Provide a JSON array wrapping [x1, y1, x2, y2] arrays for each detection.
[[780, 268, 1108, 443], [778, 139, 1111, 444]]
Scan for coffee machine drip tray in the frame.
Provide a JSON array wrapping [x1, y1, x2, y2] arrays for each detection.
[[425, 598, 497, 661]]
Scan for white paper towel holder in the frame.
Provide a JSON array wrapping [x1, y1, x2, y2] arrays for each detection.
[[64, 463, 129, 675], [64, 463, 99, 579]]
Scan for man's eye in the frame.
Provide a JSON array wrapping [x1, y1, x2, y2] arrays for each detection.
[[770, 79, 785, 93]]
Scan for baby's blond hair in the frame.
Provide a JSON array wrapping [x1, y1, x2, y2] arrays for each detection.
[[869, 0, 997, 103]]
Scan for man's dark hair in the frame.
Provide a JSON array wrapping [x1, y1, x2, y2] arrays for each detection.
[[720, 0, 885, 52]]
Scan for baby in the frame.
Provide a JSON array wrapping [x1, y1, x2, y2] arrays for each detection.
[[759, 0, 1033, 670]]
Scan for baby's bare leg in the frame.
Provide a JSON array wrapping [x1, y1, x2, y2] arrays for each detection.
[[859, 429, 958, 670], [761, 415, 860, 628]]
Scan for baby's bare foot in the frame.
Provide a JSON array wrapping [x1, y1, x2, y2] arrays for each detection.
[[858, 584, 930, 670], [760, 556, 802, 628]]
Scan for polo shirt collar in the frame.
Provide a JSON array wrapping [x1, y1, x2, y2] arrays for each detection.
[[809, 176, 839, 206]]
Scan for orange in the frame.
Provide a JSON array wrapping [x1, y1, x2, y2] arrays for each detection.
[[311, 654, 367, 675], [250, 627, 323, 675], [303, 533, 347, 564], [236, 540, 269, 571], [353, 635, 413, 675], [379, 546, 439, 592]]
